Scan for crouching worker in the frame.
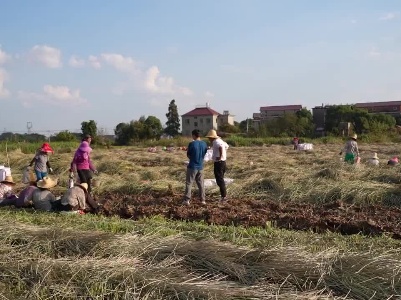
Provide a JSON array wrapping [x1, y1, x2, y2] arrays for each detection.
[[60, 183, 99, 213], [0, 181, 37, 208], [367, 153, 379, 166], [28, 176, 58, 211], [388, 157, 399, 166], [0, 176, 16, 200]]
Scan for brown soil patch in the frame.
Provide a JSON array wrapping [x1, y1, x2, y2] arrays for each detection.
[[99, 195, 401, 239]]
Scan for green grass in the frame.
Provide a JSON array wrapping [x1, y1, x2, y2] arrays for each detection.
[[1, 209, 401, 299]]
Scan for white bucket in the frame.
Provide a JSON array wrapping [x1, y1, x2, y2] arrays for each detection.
[[0, 166, 10, 181]]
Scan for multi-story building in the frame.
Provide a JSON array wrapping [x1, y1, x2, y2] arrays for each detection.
[[181, 103, 234, 136], [354, 101, 401, 116], [217, 110, 235, 128], [252, 105, 302, 125], [312, 104, 330, 136], [252, 113, 261, 131]]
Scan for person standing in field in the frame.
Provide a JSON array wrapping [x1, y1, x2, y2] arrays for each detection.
[[182, 129, 208, 206], [70, 135, 98, 194], [340, 134, 359, 164], [292, 137, 299, 150], [29, 143, 54, 181], [206, 129, 229, 202]]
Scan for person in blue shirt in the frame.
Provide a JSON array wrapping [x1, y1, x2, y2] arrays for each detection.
[[182, 129, 208, 205]]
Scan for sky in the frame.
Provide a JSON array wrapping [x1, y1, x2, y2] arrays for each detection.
[[0, 0, 401, 134]]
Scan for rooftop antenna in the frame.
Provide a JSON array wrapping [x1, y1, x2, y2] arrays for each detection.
[[27, 122, 33, 134]]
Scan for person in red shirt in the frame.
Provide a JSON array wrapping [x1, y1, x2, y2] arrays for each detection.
[[292, 137, 299, 150]]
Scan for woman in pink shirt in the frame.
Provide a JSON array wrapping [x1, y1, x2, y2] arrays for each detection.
[[70, 135, 98, 193]]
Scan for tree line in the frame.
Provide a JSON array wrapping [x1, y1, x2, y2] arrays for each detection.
[[1, 101, 398, 145]]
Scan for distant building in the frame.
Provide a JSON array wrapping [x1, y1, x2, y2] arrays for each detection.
[[354, 101, 401, 116], [181, 103, 234, 136], [252, 105, 302, 128], [217, 110, 235, 128], [312, 104, 331, 136], [252, 113, 261, 131]]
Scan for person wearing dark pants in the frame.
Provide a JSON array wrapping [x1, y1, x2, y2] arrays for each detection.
[[70, 135, 98, 194], [183, 129, 208, 205], [206, 129, 229, 202], [213, 160, 227, 199]]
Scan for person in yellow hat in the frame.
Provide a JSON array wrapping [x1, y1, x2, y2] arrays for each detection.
[[60, 182, 100, 213], [0, 181, 38, 208], [367, 153, 379, 166], [340, 134, 359, 164], [0, 175, 16, 200], [27, 176, 58, 211], [205, 129, 229, 202]]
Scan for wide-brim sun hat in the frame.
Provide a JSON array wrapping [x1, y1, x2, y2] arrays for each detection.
[[350, 133, 357, 140], [205, 129, 219, 139], [76, 182, 88, 191], [37, 176, 58, 189], [1, 175, 16, 185], [372, 153, 379, 160]]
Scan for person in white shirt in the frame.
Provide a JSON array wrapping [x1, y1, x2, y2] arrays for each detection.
[[367, 153, 379, 166], [206, 130, 229, 202]]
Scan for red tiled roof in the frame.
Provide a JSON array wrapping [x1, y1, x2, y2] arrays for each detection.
[[182, 107, 221, 117], [260, 105, 302, 111], [355, 101, 401, 108]]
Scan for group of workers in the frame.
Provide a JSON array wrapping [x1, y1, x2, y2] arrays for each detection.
[[1, 131, 399, 212], [0, 134, 102, 214], [340, 134, 399, 166]]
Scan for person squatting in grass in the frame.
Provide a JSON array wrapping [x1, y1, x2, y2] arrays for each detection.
[[27, 176, 58, 212], [0, 175, 16, 200], [206, 129, 229, 202], [182, 129, 208, 205], [340, 134, 359, 164], [0, 180, 38, 208], [29, 142, 54, 181], [70, 134, 98, 194], [59, 182, 100, 213]]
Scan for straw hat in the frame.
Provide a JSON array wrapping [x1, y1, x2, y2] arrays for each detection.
[[1, 175, 16, 185], [205, 129, 219, 139], [350, 133, 357, 140], [37, 176, 58, 189], [372, 153, 379, 160], [76, 182, 88, 191]]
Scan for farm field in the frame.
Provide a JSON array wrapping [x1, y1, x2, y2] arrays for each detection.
[[1, 142, 401, 299]]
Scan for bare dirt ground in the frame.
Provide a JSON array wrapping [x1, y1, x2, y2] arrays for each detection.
[[100, 194, 401, 239]]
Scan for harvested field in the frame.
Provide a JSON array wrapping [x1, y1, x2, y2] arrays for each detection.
[[101, 194, 401, 238], [2, 143, 401, 299]]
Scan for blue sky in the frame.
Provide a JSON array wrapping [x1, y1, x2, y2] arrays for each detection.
[[0, 0, 400, 134]]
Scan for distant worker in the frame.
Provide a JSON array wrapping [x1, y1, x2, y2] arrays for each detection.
[[340, 134, 359, 164], [388, 156, 399, 166], [29, 142, 54, 181], [182, 129, 208, 206], [367, 153, 379, 166], [292, 137, 299, 150], [206, 129, 229, 202]]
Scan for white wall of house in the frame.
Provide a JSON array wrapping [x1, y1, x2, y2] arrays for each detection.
[[181, 116, 218, 136]]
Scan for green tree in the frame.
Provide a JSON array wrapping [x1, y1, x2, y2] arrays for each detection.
[[52, 130, 77, 142], [218, 123, 241, 133], [81, 120, 97, 139], [165, 99, 180, 136], [144, 116, 163, 140], [324, 105, 396, 135], [114, 122, 131, 145]]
